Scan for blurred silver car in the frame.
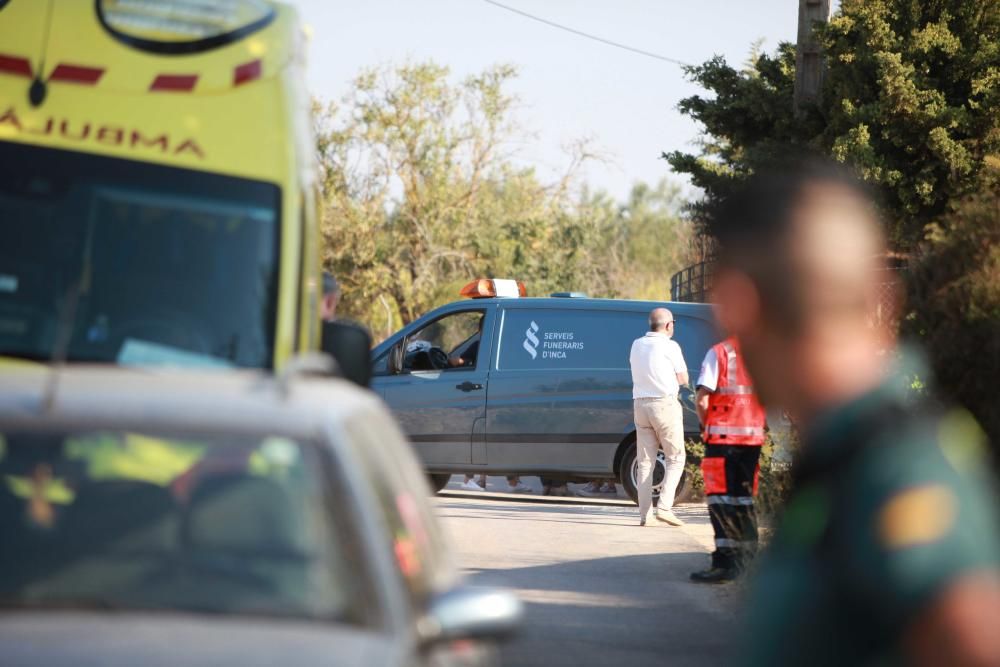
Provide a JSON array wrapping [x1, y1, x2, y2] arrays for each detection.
[[0, 365, 521, 666]]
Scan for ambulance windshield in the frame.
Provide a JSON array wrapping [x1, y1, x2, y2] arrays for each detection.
[[0, 143, 280, 368]]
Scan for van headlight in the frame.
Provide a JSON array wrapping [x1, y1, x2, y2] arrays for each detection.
[[97, 0, 275, 53]]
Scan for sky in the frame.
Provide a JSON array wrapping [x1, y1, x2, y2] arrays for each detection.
[[293, 0, 800, 201]]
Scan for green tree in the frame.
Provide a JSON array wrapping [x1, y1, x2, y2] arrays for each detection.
[[664, 1, 1000, 463], [905, 158, 1000, 452], [665, 0, 1000, 249], [590, 180, 694, 300], [315, 62, 694, 339], [314, 62, 528, 332]]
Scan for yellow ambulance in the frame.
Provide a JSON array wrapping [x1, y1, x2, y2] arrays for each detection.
[[0, 0, 321, 370]]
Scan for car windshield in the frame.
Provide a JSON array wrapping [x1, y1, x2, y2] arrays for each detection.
[[0, 142, 279, 368], [0, 429, 372, 624]]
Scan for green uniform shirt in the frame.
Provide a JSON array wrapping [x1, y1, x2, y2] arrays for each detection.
[[743, 361, 1000, 666]]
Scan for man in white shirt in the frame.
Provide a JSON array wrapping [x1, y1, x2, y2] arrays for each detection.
[[629, 307, 689, 526]]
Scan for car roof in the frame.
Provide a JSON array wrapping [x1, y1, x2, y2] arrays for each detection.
[[0, 364, 381, 441]]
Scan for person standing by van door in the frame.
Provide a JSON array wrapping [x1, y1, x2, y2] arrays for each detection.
[[690, 337, 766, 583], [629, 308, 689, 526]]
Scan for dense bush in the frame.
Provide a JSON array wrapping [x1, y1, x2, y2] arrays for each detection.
[[904, 160, 1000, 465]]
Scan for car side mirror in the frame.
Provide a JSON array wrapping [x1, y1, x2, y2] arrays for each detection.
[[417, 586, 522, 646], [388, 341, 404, 375], [320, 320, 373, 387]]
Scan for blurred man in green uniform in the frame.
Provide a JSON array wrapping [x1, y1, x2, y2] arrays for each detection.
[[708, 160, 1000, 666]]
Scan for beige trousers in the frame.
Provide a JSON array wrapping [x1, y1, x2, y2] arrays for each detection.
[[634, 396, 685, 520]]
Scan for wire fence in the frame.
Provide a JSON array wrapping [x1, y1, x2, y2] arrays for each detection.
[[670, 261, 908, 331], [868, 266, 906, 331], [669, 261, 713, 304]]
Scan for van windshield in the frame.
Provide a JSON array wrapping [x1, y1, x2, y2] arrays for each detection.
[[0, 142, 279, 368]]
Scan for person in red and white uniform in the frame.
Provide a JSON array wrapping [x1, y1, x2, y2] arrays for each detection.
[[690, 337, 766, 583]]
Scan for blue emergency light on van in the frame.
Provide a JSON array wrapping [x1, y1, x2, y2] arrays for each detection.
[[370, 279, 720, 504]]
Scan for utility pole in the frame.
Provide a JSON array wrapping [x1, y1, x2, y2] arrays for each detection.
[[794, 0, 832, 116]]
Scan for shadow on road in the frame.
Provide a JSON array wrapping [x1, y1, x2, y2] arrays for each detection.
[[468, 550, 740, 666]]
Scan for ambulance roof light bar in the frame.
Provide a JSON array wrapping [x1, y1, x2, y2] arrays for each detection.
[[459, 279, 527, 299]]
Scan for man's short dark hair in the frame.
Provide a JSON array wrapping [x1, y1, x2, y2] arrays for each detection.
[[710, 158, 871, 258], [322, 272, 340, 296], [709, 157, 875, 331]]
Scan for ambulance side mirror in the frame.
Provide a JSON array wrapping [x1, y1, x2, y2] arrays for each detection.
[[320, 320, 373, 387]]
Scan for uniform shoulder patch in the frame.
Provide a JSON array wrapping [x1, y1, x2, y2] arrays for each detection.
[[877, 484, 958, 550], [937, 409, 988, 474]]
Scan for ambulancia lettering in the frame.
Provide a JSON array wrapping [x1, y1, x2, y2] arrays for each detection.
[[0, 107, 205, 159]]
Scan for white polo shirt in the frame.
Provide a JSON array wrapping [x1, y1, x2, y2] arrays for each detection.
[[629, 332, 687, 399], [696, 347, 720, 392]]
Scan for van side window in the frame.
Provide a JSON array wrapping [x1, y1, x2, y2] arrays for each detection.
[[403, 310, 484, 373]]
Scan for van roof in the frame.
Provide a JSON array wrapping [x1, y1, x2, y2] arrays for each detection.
[[454, 296, 713, 316]]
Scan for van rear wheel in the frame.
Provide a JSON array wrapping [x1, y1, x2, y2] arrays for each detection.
[[428, 473, 452, 494], [619, 441, 691, 506]]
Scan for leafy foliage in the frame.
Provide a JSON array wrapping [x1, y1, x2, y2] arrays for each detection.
[[665, 0, 1000, 249], [904, 159, 1000, 453], [315, 62, 693, 339]]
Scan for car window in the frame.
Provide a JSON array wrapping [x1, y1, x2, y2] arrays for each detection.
[[0, 429, 375, 626], [402, 310, 484, 373], [342, 412, 454, 609]]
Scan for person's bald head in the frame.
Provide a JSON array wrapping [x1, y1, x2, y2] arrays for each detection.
[[709, 159, 891, 420], [649, 307, 674, 333]]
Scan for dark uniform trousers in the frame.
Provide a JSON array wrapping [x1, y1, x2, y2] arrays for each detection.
[[702, 444, 762, 570]]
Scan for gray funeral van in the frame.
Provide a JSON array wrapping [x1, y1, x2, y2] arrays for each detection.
[[370, 282, 720, 503]]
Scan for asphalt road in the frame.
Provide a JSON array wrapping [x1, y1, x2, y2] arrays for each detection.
[[436, 489, 740, 667]]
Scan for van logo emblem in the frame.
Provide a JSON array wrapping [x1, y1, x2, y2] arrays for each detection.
[[523, 321, 540, 359]]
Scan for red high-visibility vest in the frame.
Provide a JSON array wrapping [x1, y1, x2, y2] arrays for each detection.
[[703, 337, 766, 446]]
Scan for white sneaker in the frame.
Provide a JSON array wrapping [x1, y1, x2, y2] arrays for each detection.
[[655, 509, 685, 526], [460, 480, 485, 491], [507, 482, 533, 494]]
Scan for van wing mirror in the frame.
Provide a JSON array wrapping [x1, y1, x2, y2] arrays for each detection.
[[388, 340, 404, 375], [320, 320, 373, 387]]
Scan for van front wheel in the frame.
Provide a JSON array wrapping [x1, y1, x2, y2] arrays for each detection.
[[619, 441, 691, 506]]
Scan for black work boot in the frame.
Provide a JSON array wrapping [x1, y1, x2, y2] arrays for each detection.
[[689, 566, 738, 583]]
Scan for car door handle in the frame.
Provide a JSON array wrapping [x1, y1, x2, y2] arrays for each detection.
[[455, 381, 483, 392]]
